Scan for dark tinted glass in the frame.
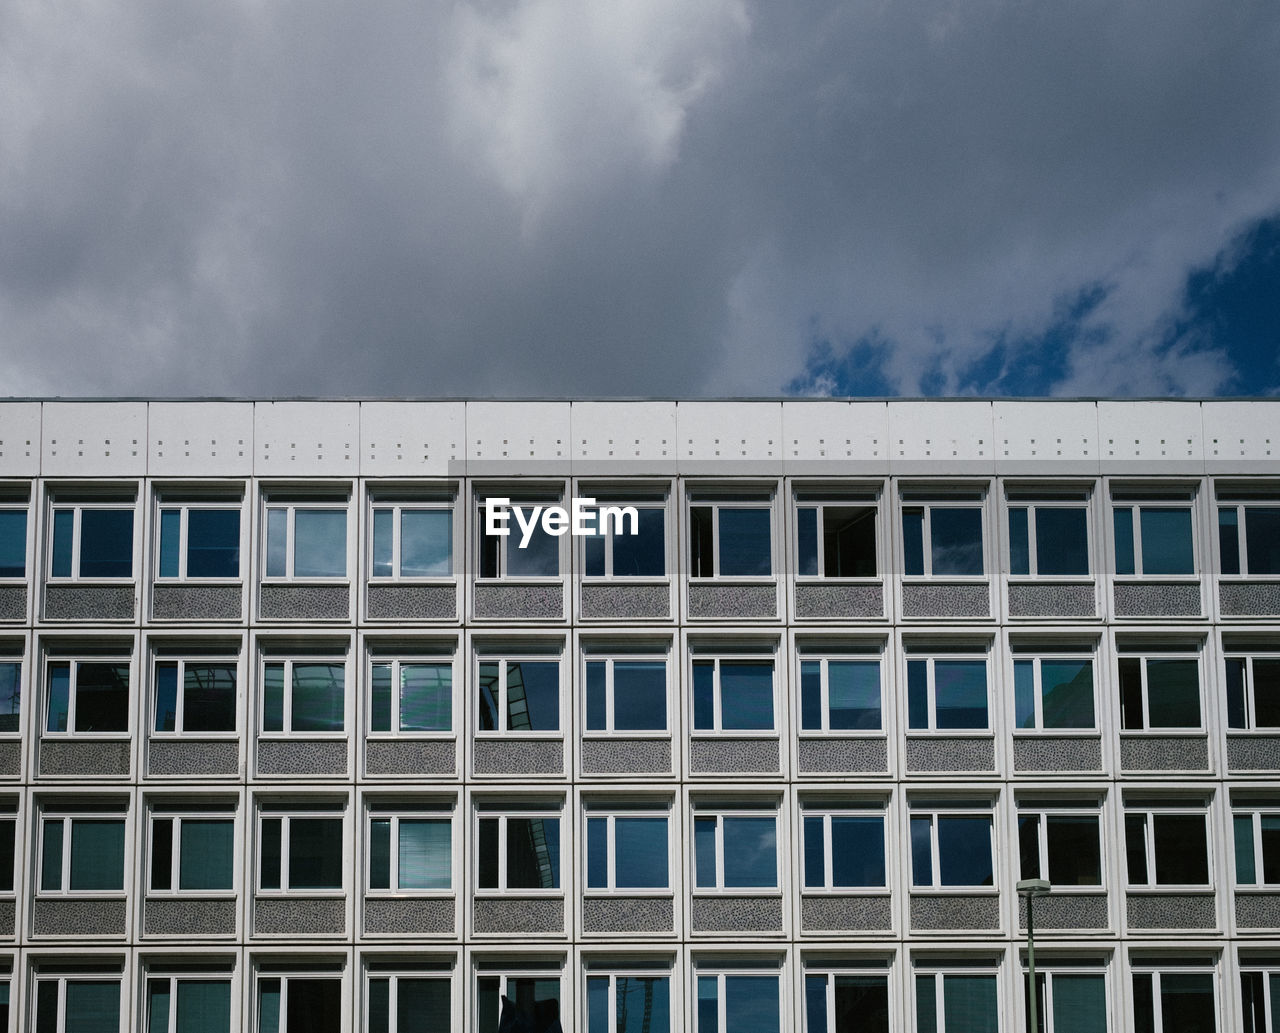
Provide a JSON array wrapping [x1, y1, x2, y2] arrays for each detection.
[[508, 661, 559, 732], [1118, 657, 1145, 730], [1035, 507, 1088, 576], [936, 815, 993, 886], [724, 977, 779, 1033], [824, 506, 876, 577], [1018, 815, 1040, 880], [690, 506, 714, 577], [1045, 815, 1101, 885], [835, 976, 889, 1033], [612, 661, 665, 731], [183, 663, 236, 732], [1159, 974, 1214, 1033], [1153, 813, 1208, 884], [902, 507, 924, 576], [1255, 659, 1280, 727], [611, 507, 664, 576], [930, 507, 983, 576], [830, 816, 884, 887], [186, 509, 240, 578], [1246, 507, 1280, 575], [0, 510, 26, 578], [797, 508, 819, 576], [286, 979, 341, 1033], [1219, 508, 1241, 575], [74, 662, 129, 732], [718, 509, 771, 576], [79, 509, 133, 577], [1145, 658, 1200, 728], [288, 818, 343, 889], [1140, 507, 1193, 575], [1040, 660, 1094, 728], [1009, 507, 1030, 576], [291, 663, 344, 732], [506, 817, 559, 889], [719, 661, 773, 731]]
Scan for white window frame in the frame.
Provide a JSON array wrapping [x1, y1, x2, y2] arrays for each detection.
[[584, 967, 673, 1033], [689, 653, 778, 736], [259, 655, 348, 737], [579, 497, 669, 581], [154, 498, 243, 581], [792, 494, 880, 581], [1232, 806, 1280, 888], [803, 965, 894, 1033], [1021, 961, 1109, 1033], [800, 803, 887, 891], [0, 500, 29, 580], [694, 966, 783, 1033], [37, 807, 129, 896], [43, 655, 132, 738], [899, 492, 987, 580], [913, 966, 1000, 1033], [1128, 960, 1218, 1033], [796, 651, 884, 735], [0, 651, 22, 740], [475, 492, 565, 581], [1240, 961, 1280, 1033], [582, 653, 670, 737], [473, 806, 564, 896], [146, 804, 238, 897], [908, 803, 996, 891], [474, 968, 562, 1033], [47, 499, 136, 580], [1223, 651, 1280, 731], [1110, 496, 1199, 578], [1016, 803, 1105, 888], [1216, 496, 1280, 577], [367, 654, 456, 738], [1010, 648, 1098, 733], [583, 805, 672, 894], [1117, 649, 1204, 733], [474, 654, 562, 738], [255, 808, 346, 895], [1005, 495, 1093, 579], [368, 497, 456, 580], [32, 974, 124, 1032], [365, 967, 453, 1033], [261, 497, 350, 581], [1124, 804, 1212, 889], [691, 805, 780, 893], [254, 971, 346, 1033], [144, 969, 236, 1033], [150, 654, 239, 738], [687, 496, 776, 580], [904, 650, 991, 733], [365, 804, 454, 895]]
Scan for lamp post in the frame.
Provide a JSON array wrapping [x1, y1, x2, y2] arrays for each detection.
[[1017, 879, 1050, 1033]]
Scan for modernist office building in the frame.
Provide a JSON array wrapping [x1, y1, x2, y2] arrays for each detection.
[[0, 397, 1276, 1032]]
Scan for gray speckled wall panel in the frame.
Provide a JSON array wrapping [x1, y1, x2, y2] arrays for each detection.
[[904, 736, 994, 773], [254, 897, 345, 935], [1235, 893, 1280, 929], [1017, 893, 1108, 930], [39, 739, 130, 777], [473, 583, 563, 620], [690, 895, 783, 932], [260, 584, 349, 620], [582, 896, 674, 933], [44, 584, 134, 621], [1119, 736, 1209, 772], [152, 584, 241, 621], [1007, 583, 1096, 618], [797, 737, 887, 774], [0, 740, 20, 777], [581, 738, 672, 775], [1114, 582, 1201, 617], [1220, 582, 1280, 616], [801, 895, 892, 932], [1012, 737, 1103, 772], [794, 584, 883, 620], [367, 584, 457, 620], [473, 738, 563, 775], [366, 739, 456, 776], [364, 897, 455, 935], [581, 584, 671, 620], [256, 739, 347, 776], [473, 897, 563, 934], [144, 898, 237, 936], [32, 897, 128, 937], [0, 585, 25, 621], [902, 583, 989, 618], [687, 584, 777, 619], [690, 738, 779, 774], [1127, 893, 1216, 929], [1226, 736, 1280, 771], [0, 899, 14, 936], [909, 894, 1000, 931], [147, 739, 239, 776]]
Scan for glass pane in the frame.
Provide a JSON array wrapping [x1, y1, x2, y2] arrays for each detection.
[[936, 815, 993, 886], [1234, 815, 1256, 884], [907, 660, 928, 730], [1225, 658, 1248, 729], [1118, 657, 1145, 731], [903, 507, 925, 576], [398, 819, 451, 890], [585, 661, 606, 731], [79, 509, 133, 578], [835, 976, 889, 1033], [586, 816, 607, 889], [0, 818, 13, 893], [1132, 973, 1154, 1033], [1113, 507, 1135, 575], [692, 661, 714, 730], [260, 818, 281, 890], [147, 980, 170, 1033], [400, 509, 452, 577], [47, 661, 70, 733], [506, 507, 559, 577], [0, 660, 19, 733], [1245, 508, 1280, 575], [690, 506, 714, 578], [803, 815, 825, 888], [724, 976, 779, 1033], [827, 660, 880, 730], [293, 509, 346, 578], [372, 509, 393, 578], [65, 981, 120, 1033], [368, 978, 389, 1033], [506, 817, 559, 889], [1124, 814, 1148, 884], [1019, 815, 1040, 880], [175, 980, 231, 1033], [1050, 974, 1105, 1033], [910, 816, 933, 886], [916, 975, 938, 1033], [1040, 659, 1095, 729], [186, 509, 239, 578], [1261, 815, 1280, 884], [288, 817, 343, 889], [934, 660, 988, 730], [177, 820, 233, 889], [183, 663, 236, 732], [1139, 507, 1193, 575], [159, 509, 181, 577], [1009, 507, 1029, 575], [69, 820, 125, 890], [151, 819, 173, 891], [1219, 507, 1241, 576], [585, 530, 606, 578], [507, 661, 559, 732], [830, 815, 885, 887], [1014, 660, 1035, 729], [41, 820, 62, 891], [371, 664, 392, 733], [400, 664, 451, 732], [1045, 815, 1102, 886], [1254, 658, 1280, 727], [397, 979, 449, 1033], [74, 662, 130, 732], [52, 509, 74, 577], [800, 660, 822, 731], [694, 816, 717, 888], [718, 508, 772, 576], [0, 510, 26, 578], [697, 976, 718, 1033], [291, 663, 344, 733], [265, 508, 287, 577], [824, 505, 876, 577], [370, 818, 391, 890], [154, 663, 178, 733], [723, 815, 776, 887], [502, 978, 560, 1033], [805, 975, 828, 1033], [612, 506, 664, 576], [614, 816, 668, 889], [257, 980, 280, 1033], [262, 663, 284, 733], [286, 979, 341, 1033], [1159, 974, 1214, 1033], [477, 662, 499, 732], [616, 976, 669, 1033], [929, 507, 983, 576], [942, 975, 997, 1033], [719, 661, 773, 731], [797, 507, 819, 576], [477, 819, 498, 889], [1145, 658, 1201, 728], [1036, 508, 1089, 576], [1153, 813, 1209, 884], [612, 661, 666, 731]]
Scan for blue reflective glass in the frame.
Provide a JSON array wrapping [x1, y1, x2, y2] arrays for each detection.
[[718, 508, 771, 576], [831, 816, 885, 887], [902, 507, 925, 576], [187, 509, 239, 578], [1009, 507, 1029, 575], [800, 660, 822, 731], [698, 977, 719, 1033], [506, 817, 559, 890], [803, 815, 825, 887], [615, 816, 668, 888], [585, 532, 606, 577], [294, 509, 346, 577], [723, 816, 776, 887], [46, 662, 69, 733], [507, 508, 559, 577], [613, 661, 666, 731], [52, 509, 74, 577], [693, 662, 715, 731], [399, 663, 451, 732], [1219, 507, 1241, 575], [929, 507, 983, 576], [1246, 508, 1280, 575], [1145, 657, 1200, 728], [372, 510, 393, 577], [1113, 507, 1135, 575], [400, 509, 451, 576], [612, 507, 665, 576], [910, 816, 933, 887], [370, 665, 392, 732], [907, 660, 928, 730], [79, 509, 133, 578], [0, 510, 24, 578], [725, 976, 779, 1033], [587, 977, 609, 1033], [1040, 659, 1094, 728], [617, 977, 669, 1033], [805, 975, 828, 1033], [797, 508, 819, 576], [508, 661, 559, 732], [291, 663, 344, 732], [694, 817, 717, 888], [154, 663, 178, 732], [934, 660, 988, 729], [586, 661, 607, 731], [1014, 660, 1035, 729], [0, 661, 19, 733], [587, 817, 608, 888], [265, 509, 287, 577], [1139, 507, 1193, 575], [827, 661, 880, 730], [937, 815, 993, 886], [1035, 508, 1088, 576], [159, 509, 181, 578], [719, 662, 773, 731]]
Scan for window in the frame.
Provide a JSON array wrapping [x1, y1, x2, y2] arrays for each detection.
[[45, 659, 130, 734], [692, 655, 775, 733], [795, 497, 877, 578], [153, 656, 237, 734], [693, 806, 778, 890], [0, 806, 14, 894], [587, 970, 671, 1033], [1018, 803, 1103, 886], [1113, 499, 1195, 576], [914, 969, 998, 1033], [1124, 802, 1210, 886], [582, 499, 666, 577], [1012, 648, 1096, 730], [368, 808, 452, 891], [478, 494, 561, 578], [476, 971, 561, 1033], [0, 651, 20, 733], [40, 808, 127, 892], [1233, 805, 1280, 886], [371, 501, 453, 578], [477, 656, 560, 734], [1225, 651, 1280, 730], [584, 655, 667, 733], [689, 499, 773, 577], [909, 802, 994, 888], [799, 654, 882, 732], [801, 804, 886, 889], [258, 810, 344, 892], [1023, 963, 1108, 1033], [370, 658, 452, 733], [262, 658, 345, 734], [157, 501, 240, 579], [804, 968, 890, 1033], [1008, 497, 1090, 577], [1130, 962, 1216, 1033], [49, 500, 134, 578], [1118, 650, 1202, 731], [0, 504, 27, 578], [696, 970, 780, 1033], [585, 807, 670, 890], [146, 971, 233, 1033], [256, 974, 342, 1033], [149, 806, 235, 892], [1241, 963, 1280, 1033], [367, 968, 450, 1033], [263, 499, 347, 578], [476, 808, 561, 891], [34, 975, 122, 1033], [901, 495, 985, 577], [1218, 496, 1280, 575], [906, 651, 989, 731]]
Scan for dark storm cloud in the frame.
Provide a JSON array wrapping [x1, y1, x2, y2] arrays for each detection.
[[1, 0, 1278, 397]]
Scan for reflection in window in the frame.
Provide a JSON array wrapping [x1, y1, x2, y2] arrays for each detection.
[[1018, 809, 1102, 886], [696, 973, 780, 1033], [34, 978, 121, 1033], [1013, 655, 1095, 730], [150, 815, 234, 891], [259, 815, 343, 891], [903, 504, 983, 577], [586, 813, 669, 890], [1225, 654, 1280, 730], [1008, 504, 1089, 577], [46, 660, 129, 734], [1219, 503, 1280, 576], [692, 658, 774, 732], [477, 814, 560, 890], [262, 661, 345, 733], [478, 660, 559, 733], [1113, 505, 1194, 576], [477, 975, 560, 1033], [1118, 655, 1201, 730], [369, 816, 451, 891], [1023, 969, 1107, 1033], [1131, 967, 1215, 1033], [797, 504, 876, 578], [907, 657, 988, 731], [694, 811, 777, 889], [803, 810, 886, 889], [584, 505, 665, 577], [371, 661, 451, 733], [690, 504, 772, 578], [479, 501, 560, 578], [41, 815, 126, 891], [0, 660, 19, 733], [265, 505, 346, 578], [0, 508, 27, 578], [154, 660, 236, 733], [1233, 809, 1280, 886], [51, 506, 134, 578], [1124, 808, 1209, 886], [368, 974, 449, 1033], [147, 975, 232, 1033], [800, 658, 881, 732], [588, 973, 670, 1033], [257, 976, 341, 1033], [805, 972, 890, 1033], [915, 971, 998, 1033], [158, 506, 240, 579], [586, 659, 667, 733], [910, 808, 994, 888], [372, 506, 452, 578]]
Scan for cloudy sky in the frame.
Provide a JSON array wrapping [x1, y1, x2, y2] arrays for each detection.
[[2, 0, 1278, 398]]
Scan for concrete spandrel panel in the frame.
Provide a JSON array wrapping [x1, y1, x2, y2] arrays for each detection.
[[148, 402, 253, 476], [993, 400, 1099, 472], [887, 401, 994, 471], [782, 400, 889, 470], [1098, 401, 1204, 472], [254, 401, 360, 476], [1202, 401, 1280, 473], [676, 401, 782, 471], [465, 401, 572, 473], [42, 401, 147, 477], [570, 401, 677, 473], [360, 402, 464, 476], [0, 402, 41, 476]]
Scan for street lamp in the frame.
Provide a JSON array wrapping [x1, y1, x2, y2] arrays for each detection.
[[1017, 879, 1051, 1033]]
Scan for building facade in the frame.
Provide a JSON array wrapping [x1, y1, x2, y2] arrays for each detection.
[[0, 397, 1276, 1032]]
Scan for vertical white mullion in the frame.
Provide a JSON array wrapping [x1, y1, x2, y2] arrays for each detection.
[[608, 973, 618, 1033], [823, 814, 833, 889], [606, 816, 617, 892], [934, 974, 945, 1033], [1027, 507, 1039, 575], [1150, 973, 1162, 1033], [1033, 659, 1044, 730], [718, 974, 727, 1033], [285, 507, 296, 578], [1132, 508, 1143, 576], [392, 505, 402, 577], [1038, 814, 1050, 881], [498, 818, 508, 889], [57, 979, 67, 1033], [713, 660, 722, 733], [926, 661, 937, 732], [1246, 658, 1257, 728], [605, 661, 615, 733], [930, 816, 941, 889], [173, 660, 185, 733], [172, 817, 182, 889], [922, 507, 933, 577], [716, 816, 725, 889], [71, 509, 82, 578], [711, 507, 721, 577], [1237, 505, 1248, 574], [1254, 813, 1265, 885], [389, 976, 399, 1033], [390, 816, 399, 890], [179, 507, 190, 578], [498, 660, 507, 733], [62, 816, 73, 890], [820, 660, 830, 733], [1141, 658, 1151, 731], [1144, 813, 1156, 885]]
